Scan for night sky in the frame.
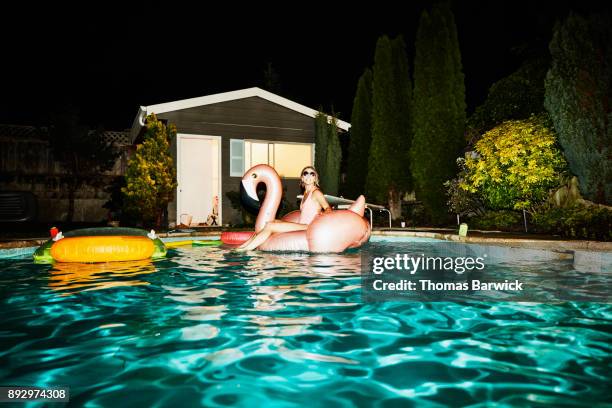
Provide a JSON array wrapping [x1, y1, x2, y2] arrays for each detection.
[[1, 1, 609, 131]]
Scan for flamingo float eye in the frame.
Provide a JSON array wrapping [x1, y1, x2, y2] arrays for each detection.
[[251, 173, 257, 179]]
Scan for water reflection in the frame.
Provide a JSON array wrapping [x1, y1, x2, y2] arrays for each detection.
[[48, 259, 157, 294], [243, 252, 362, 313], [179, 304, 228, 321], [163, 285, 226, 304], [160, 247, 364, 345]]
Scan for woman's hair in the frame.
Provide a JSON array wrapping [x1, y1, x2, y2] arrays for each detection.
[[299, 166, 319, 190]]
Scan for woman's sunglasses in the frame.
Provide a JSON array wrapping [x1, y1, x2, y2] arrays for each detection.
[[302, 171, 316, 177]]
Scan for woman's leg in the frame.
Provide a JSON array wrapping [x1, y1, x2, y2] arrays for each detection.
[[237, 220, 307, 251]]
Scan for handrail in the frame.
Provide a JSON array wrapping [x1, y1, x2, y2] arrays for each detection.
[[296, 194, 386, 209], [297, 194, 391, 227]]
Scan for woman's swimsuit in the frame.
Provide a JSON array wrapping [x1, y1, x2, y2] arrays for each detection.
[[299, 189, 321, 225]]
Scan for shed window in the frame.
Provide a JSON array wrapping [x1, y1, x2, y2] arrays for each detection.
[[229, 139, 244, 177], [244, 141, 313, 178]]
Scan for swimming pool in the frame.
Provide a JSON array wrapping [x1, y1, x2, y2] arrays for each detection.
[[0, 238, 610, 406]]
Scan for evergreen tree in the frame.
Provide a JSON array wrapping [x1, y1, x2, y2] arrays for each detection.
[[324, 115, 342, 195], [391, 35, 414, 194], [366, 35, 413, 219], [440, 2, 466, 143], [346, 68, 373, 199], [314, 111, 329, 185], [544, 13, 612, 204], [122, 114, 178, 227], [411, 4, 466, 223], [466, 56, 549, 143], [261, 62, 282, 95]]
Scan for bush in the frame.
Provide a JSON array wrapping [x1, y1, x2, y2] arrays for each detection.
[[462, 114, 567, 210], [531, 204, 612, 241], [445, 159, 485, 217], [225, 190, 255, 227], [470, 210, 523, 231], [400, 201, 429, 227], [103, 176, 129, 225]]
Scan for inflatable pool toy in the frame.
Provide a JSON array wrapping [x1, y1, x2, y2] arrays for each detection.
[[33, 227, 167, 263], [33, 227, 167, 264], [220, 231, 255, 245], [165, 239, 222, 248], [219, 210, 300, 245], [220, 190, 304, 245], [224, 164, 370, 252]]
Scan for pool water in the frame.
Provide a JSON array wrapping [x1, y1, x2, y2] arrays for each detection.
[[0, 240, 610, 406]]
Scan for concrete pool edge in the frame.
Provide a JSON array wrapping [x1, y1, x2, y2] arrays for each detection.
[[371, 229, 612, 253], [1, 230, 610, 272], [372, 230, 612, 273]]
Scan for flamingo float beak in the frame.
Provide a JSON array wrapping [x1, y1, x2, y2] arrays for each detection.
[[241, 179, 258, 202], [240, 174, 261, 213]]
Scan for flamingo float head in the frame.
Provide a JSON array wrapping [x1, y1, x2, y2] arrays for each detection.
[[240, 164, 283, 232]]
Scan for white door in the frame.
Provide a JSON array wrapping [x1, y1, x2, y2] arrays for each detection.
[[177, 134, 220, 226]]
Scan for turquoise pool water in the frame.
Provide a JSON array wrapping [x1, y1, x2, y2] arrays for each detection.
[[0, 240, 610, 406]]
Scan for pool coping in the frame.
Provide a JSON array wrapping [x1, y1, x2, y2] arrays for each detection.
[[0, 229, 610, 252], [371, 230, 611, 273], [371, 230, 612, 253], [1, 229, 610, 272]]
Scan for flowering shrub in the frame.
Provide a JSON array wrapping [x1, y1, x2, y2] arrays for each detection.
[[461, 115, 566, 210]]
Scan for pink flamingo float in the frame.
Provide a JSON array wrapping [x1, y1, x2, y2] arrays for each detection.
[[222, 164, 371, 252]]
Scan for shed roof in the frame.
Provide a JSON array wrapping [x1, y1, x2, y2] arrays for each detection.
[[130, 87, 351, 142]]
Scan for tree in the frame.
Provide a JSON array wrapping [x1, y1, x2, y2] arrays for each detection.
[[461, 115, 567, 211], [314, 111, 329, 182], [366, 35, 413, 219], [544, 13, 612, 204], [466, 56, 549, 144], [324, 115, 342, 196], [122, 114, 178, 227], [411, 4, 466, 223], [261, 62, 282, 95], [440, 2, 466, 145], [346, 68, 373, 199], [314, 111, 341, 195], [47, 106, 118, 223]]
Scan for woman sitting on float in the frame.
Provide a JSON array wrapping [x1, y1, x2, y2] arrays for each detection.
[[235, 164, 370, 252], [237, 166, 330, 251]]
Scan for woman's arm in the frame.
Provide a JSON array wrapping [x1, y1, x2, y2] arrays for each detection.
[[314, 190, 332, 213]]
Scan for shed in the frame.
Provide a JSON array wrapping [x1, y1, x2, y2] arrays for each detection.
[[130, 87, 350, 227]]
